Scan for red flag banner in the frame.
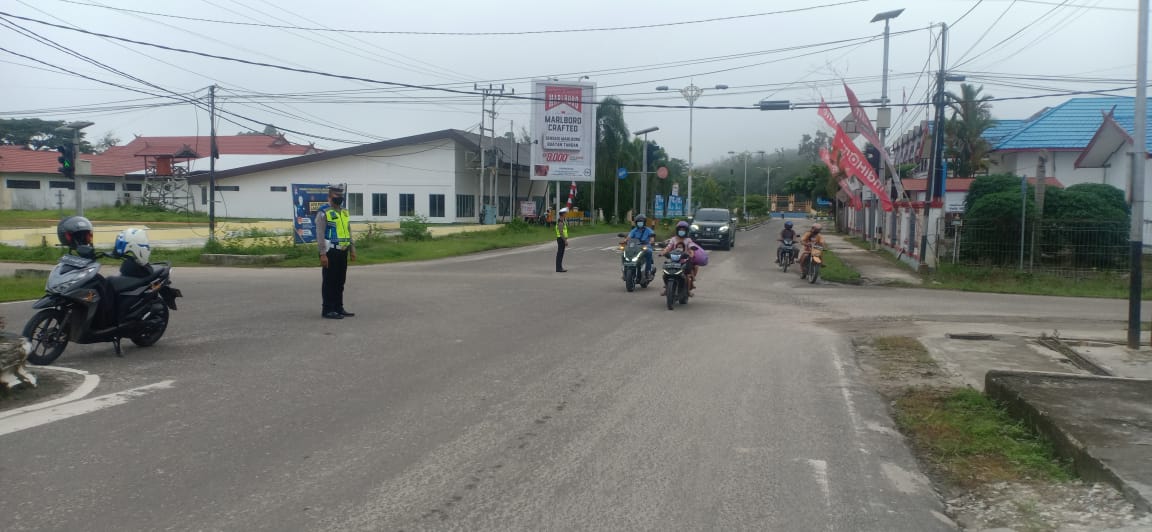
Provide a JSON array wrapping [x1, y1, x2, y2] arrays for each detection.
[[819, 147, 839, 175], [843, 83, 897, 173], [566, 180, 577, 208], [818, 99, 893, 212]]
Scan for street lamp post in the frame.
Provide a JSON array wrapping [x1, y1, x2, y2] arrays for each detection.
[[54, 121, 94, 216], [657, 83, 728, 215], [872, 8, 904, 248], [633, 126, 659, 215]]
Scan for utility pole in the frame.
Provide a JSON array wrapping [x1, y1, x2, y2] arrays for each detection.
[[1131, 0, 1149, 348], [475, 84, 510, 224], [209, 84, 217, 240], [72, 128, 83, 216], [920, 22, 958, 270], [873, 8, 903, 248]]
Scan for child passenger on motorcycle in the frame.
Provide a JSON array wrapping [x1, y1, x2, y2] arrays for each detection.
[[660, 220, 699, 297]]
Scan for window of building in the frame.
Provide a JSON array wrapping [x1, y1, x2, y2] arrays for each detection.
[[429, 194, 445, 218], [346, 192, 364, 216], [87, 182, 115, 191], [214, 185, 239, 192], [123, 183, 143, 192], [456, 194, 474, 218], [400, 193, 415, 217], [49, 181, 74, 190], [270, 186, 287, 192], [5, 179, 40, 189], [371, 193, 388, 216]]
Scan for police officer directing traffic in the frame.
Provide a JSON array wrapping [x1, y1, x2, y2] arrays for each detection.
[[316, 185, 356, 319]]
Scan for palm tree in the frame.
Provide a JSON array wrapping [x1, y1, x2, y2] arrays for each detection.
[[944, 83, 996, 177], [596, 96, 630, 221]]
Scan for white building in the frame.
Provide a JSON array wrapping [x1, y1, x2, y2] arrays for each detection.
[[1076, 110, 1152, 231], [189, 129, 539, 223]]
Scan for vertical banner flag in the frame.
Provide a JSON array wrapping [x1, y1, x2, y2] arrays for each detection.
[[818, 99, 893, 211], [566, 180, 577, 209], [530, 80, 597, 182], [291, 184, 331, 244], [844, 83, 906, 199], [654, 194, 666, 219], [818, 147, 839, 175], [838, 179, 864, 209]]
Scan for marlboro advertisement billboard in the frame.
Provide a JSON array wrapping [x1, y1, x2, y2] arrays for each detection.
[[530, 80, 597, 182]]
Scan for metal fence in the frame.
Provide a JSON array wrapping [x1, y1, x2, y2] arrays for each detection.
[[945, 219, 1130, 273]]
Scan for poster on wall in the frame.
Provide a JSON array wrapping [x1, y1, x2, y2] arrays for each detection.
[[291, 183, 331, 244], [529, 80, 597, 182]]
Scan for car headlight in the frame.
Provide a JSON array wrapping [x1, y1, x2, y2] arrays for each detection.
[[719, 225, 730, 233], [690, 224, 699, 232]]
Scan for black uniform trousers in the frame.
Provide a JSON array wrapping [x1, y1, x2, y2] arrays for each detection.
[[322, 248, 349, 313], [555, 237, 566, 271]]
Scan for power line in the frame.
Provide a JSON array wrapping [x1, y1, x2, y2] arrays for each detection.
[[953, 0, 1016, 65], [950, 0, 985, 27], [53, 0, 869, 36], [952, 0, 1071, 69]]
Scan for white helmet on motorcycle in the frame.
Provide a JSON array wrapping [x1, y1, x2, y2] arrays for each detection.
[[114, 227, 151, 266]]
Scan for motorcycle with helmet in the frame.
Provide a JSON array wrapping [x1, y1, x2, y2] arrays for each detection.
[[21, 216, 183, 365], [616, 214, 656, 292]]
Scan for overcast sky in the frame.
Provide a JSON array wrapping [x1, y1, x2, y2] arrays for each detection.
[[0, 0, 1140, 167]]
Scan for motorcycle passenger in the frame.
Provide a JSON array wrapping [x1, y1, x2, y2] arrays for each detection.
[[660, 220, 698, 297], [798, 222, 826, 270], [776, 220, 797, 265], [623, 214, 656, 276]]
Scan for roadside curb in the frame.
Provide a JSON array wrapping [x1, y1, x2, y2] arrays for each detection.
[[985, 370, 1152, 512], [0, 365, 99, 419]]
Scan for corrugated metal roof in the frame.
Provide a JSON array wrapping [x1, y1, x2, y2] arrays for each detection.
[[982, 119, 1025, 144], [994, 97, 1136, 151]]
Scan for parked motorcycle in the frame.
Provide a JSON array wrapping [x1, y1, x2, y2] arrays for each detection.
[[779, 239, 796, 273], [22, 247, 182, 365], [661, 247, 692, 310], [617, 234, 654, 292], [800, 244, 824, 284]]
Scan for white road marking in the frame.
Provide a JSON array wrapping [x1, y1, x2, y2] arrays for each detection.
[[0, 380, 174, 437], [830, 343, 864, 436], [806, 458, 833, 508], [0, 366, 100, 420]]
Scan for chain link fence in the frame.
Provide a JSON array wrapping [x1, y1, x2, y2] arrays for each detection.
[[945, 219, 1130, 273]]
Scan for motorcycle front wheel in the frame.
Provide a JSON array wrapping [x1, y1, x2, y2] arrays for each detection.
[[22, 308, 69, 365], [808, 263, 820, 284], [625, 271, 636, 292], [666, 279, 676, 310]]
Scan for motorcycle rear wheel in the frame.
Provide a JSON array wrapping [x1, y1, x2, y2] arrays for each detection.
[[22, 308, 69, 366], [130, 305, 169, 347]]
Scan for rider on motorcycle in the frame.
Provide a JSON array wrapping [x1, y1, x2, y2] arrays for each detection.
[[623, 214, 656, 276], [776, 220, 797, 265], [660, 220, 698, 297], [797, 223, 826, 269]]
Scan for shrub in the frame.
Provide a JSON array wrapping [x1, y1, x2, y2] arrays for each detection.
[[400, 215, 432, 241]]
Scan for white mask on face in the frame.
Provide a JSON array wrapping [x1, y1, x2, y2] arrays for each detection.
[[677, 230, 687, 237], [636, 221, 644, 228]]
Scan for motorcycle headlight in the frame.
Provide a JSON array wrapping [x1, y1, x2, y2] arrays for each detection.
[[719, 225, 730, 232], [690, 224, 699, 232]]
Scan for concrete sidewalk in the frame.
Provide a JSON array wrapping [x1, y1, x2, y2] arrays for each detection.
[[823, 233, 922, 285], [827, 250, 1152, 514]]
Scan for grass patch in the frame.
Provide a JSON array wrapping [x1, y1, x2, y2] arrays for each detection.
[[0, 276, 48, 303], [0, 206, 258, 226], [817, 249, 861, 283], [894, 387, 1073, 488], [928, 264, 1152, 299]]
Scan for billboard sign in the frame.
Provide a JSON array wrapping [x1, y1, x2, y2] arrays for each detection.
[[530, 80, 597, 182], [291, 183, 331, 244]]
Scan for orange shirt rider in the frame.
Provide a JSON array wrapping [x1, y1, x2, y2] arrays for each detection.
[[799, 223, 826, 262]]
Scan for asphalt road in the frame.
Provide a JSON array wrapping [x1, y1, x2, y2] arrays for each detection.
[[4, 221, 1143, 531]]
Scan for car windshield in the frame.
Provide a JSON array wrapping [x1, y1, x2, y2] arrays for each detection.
[[695, 210, 729, 222]]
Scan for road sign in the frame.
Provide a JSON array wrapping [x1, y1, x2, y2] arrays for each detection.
[[617, 167, 628, 180], [656, 166, 669, 179]]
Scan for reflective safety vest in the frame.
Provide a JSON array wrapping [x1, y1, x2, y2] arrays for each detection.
[[320, 205, 351, 248], [555, 218, 568, 239]]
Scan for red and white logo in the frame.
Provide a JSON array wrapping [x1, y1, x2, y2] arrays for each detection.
[[545, 86, 583, 112]]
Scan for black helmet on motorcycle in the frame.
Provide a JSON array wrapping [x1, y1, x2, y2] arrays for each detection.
[[57, 216, 94, 248], [784, 221, 793, 229]]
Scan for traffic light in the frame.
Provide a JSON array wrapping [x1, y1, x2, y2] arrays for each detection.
[[56, 145, 75, 178], [645, 142, 658, 171]]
